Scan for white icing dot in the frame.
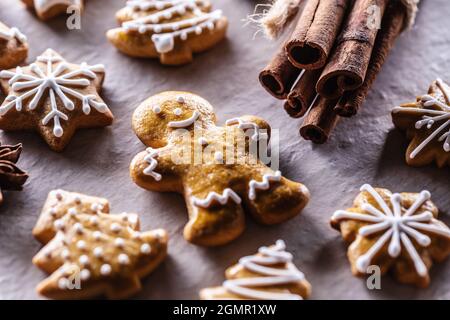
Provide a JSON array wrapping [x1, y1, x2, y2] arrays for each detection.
[[198, 137, 208, 146], [155, 2, 164, 9], [163, 11, 172, 19], [154, 25, 162, 33], [93, 231, 102, 241], [172, 24, 179, 31], [176, 96, 185, 103], [76, 240, 87, 250], [115, 238, 125, 248], [121, 213, 128, 222], [118, 254, 130, 265], [68, 208, 77, 217], [93, 247, 103, 258], [207, 22, 215, 30], [100, 264, 112, 275], [132, 232, 142, 240], [152, 105, 161, 114], [151, 16, 159, 23], [44, 250, 52, 258], [140, 243, 152, 254], [214, 151, 223, 163], [174, 108, 182, 116], [50, 208, 58, 217], [89, 216, 99, 226], [177, 7, 186, 15], [79, 255, 89, 266], [110, 223, 122, 233], [80, 269, 90, 281], [58, 278, 68, 289], [54, 219, 65, 230], [180, 32, 188, 41], [74, 223, 84, 234], [74, 196, 82, 205], [91, 203, 99, 212], [55, 192, 63, 201], [195, 26, 202, 35]]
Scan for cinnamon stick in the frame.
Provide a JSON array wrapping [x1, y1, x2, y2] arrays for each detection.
[[336, 1, 406, 117], [284, 69, 322, 118], [259, 45, 302, 99], [316, 0, 389, 99], [285, 0, 349, 70], [300, 96, 340, 144]]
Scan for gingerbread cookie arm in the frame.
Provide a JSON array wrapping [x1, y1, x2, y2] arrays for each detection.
[[0, 22, 28, 70]]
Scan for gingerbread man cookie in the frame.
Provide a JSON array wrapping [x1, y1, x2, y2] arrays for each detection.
[[33, 190, 168, 299], [130, 91, 310, 246], [331, 184, 450, 287], [392, 78, 450, 167], [0, 49, 113, 152], [200, 240, 311, 300], [107, 0, 228, 65], [0, 22, 28, 70], [22, 0, 83, 21]]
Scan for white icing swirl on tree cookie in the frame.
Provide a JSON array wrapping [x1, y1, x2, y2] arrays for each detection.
[[192, 188, 241, 208], [143, 147, 162, 181], [248, 171, 281, 200], [223, 240, 305, 300], [122, 0, 223, 54], [393, 78, 450, 158], [0, 49, 108, 138], [332, 184, 450, 277], [0, 27, 27, 43]]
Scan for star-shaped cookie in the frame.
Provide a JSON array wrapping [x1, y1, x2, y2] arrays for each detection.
[[0, 49, 113, 151], [22, 0, 84, 21], [392, 78, 450, 167]]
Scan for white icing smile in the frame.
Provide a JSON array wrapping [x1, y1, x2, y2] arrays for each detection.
[[168, 110, 200, 128]]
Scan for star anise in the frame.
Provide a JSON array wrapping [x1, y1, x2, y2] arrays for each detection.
[[0, 143, 28, 204]]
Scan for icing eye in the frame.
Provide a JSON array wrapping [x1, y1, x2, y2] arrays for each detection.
[[174, 108, 182, 116], [152, 105, 161, 114]]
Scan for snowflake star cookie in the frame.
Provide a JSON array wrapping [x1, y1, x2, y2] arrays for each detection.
[[0, 49, 113, 152], [22, 0, 83, 21], [392, 78, 450, 167], [32, 190, 168, 299], [331, 184, 450, 287], [107, 0, 228, 65], [200, 240, 311, 300], [0, 21, 28, 70], [130, 91, 310, 246]]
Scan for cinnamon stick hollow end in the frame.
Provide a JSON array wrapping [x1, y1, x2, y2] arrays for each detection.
[[259, 46, 301, 99], [316, 69, 364, 100], [300, 97, 340, 144], [285, 69, 322, 118]]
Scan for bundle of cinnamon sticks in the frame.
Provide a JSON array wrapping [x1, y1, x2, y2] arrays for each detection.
[[259, 0, 408, 143]]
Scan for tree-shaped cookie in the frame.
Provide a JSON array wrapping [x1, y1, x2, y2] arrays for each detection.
[[107, 0, 228, 65], [33, 190, 168, 299], [21, 0, 83, 21], [331, 184, 450, 287], [130, 91, 310, 246], [200, 240, 311, 300], [0, 21, 28, 70], [392, 78, 450, 167], [0, 49, 113, 151]]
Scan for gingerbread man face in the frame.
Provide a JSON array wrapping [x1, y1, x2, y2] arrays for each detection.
[[130, 91, 310, 246], [107, 0, 228, 65], [392, 78, 450, 168]]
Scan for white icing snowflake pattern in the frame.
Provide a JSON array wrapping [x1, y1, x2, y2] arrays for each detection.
[[122, 0, 223, 54], [0, 50, 109, 137], [393, 78, 450, 158], [332, 184, 450, 277]]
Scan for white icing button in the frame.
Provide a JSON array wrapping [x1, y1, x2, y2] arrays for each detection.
[[115, 238, 125, 248], [100, 264, 112, 276], [118, 254, 130, 265], [76, 240, 87, 250], [174, 108, 182, 116], [80, 269, 91, 281], [110, 223, 122, 233], [79, 255, 89, 266], [140, 243, 152, 254], [152, 105, 161, 114], [93, 247, 103, 258]]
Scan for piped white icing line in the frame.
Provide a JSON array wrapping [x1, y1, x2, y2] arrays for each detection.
[[192, 188, 241, 208], [168, 110, 200, 128], [222, 240, 305, 300], [143, 147, 162, 181], [225, 118, 265, 141], [0, 27, 27, 43], [122, 0, 223, 54], [34, 0, 81, 12], [393, 78, 450, 158], [332, 184, 450, 277], [0, 49, 108, 137], [248, 171, 281, 201]]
